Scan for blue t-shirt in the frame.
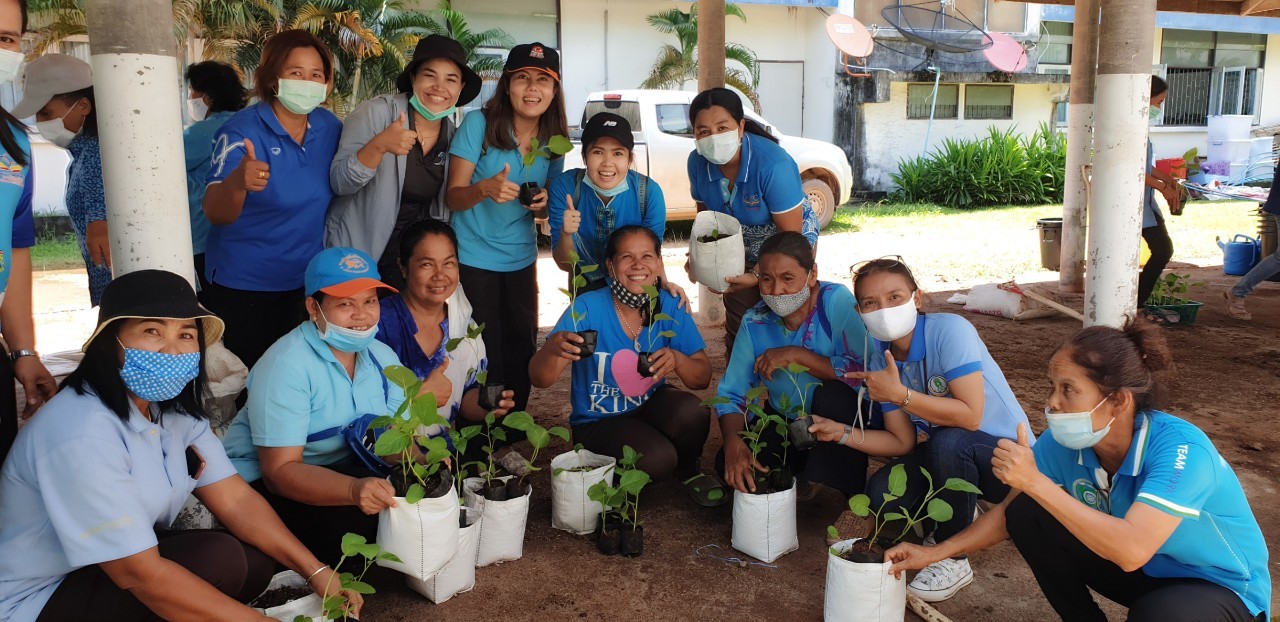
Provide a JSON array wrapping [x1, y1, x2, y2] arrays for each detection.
[[867, 313, 1032, 443], [221, 321, 405, 482], [0, 124, 35, 318], [715, 282, 868, 419], [448, 110, 565, 272], [550, 288, 705, 425], [687, 133, 819, 263], [184, 111, 235, 255], [547, 169, 665, 284], [0, 388, 236, 622], [1034, 411, 1270, 618], [204, 102, 341, 291]]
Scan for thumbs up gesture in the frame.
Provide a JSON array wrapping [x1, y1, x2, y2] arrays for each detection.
[[371, 111, 416, 157], [236, 138, 270, 193], [844, 349, 906, 405], [562, 194, 581, 235], [481, 163, 520, 204], [993, 423, 1040, 491]]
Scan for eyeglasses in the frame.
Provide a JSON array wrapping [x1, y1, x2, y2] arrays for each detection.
[[849, 255, 907, 277]]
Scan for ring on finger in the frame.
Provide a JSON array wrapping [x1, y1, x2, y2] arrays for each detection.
[[257, 170, 267, 179]]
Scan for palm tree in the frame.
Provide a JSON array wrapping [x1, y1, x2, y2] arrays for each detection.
[[422, 0, 513, 80], [640, 3, 761, 111]]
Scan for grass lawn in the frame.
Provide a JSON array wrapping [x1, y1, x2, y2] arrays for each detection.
[[31, 234, 83, 271]]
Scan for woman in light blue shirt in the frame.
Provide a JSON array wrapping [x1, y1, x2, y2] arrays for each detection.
[[183, 60, 246, 289], [0, 270, 355, 621]]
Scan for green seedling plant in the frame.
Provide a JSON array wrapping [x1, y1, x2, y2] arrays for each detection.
[[444, 321, 485, 354], [371, 365, 451, 504], [1146, 273, 1204, 306], [774, 362, 820, 420], [447, 423, 483, 497], [702, 386, 791, 483], [291, 533, 399, 622], [557, 250, 599, 326], [825, 464, 981, 553], [501, 410, 570, 489], [639, 284, 676, 352], [552, 443, 594, 476], [586, 445, 650, 530], [521, 134, 573, 182], [1182, 147, 1201, 177], [460, 411, 505, 490]]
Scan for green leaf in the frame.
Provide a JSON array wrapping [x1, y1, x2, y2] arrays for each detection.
[[369, 416, 395, 430], [920, 466, 934, 493], [445, 337, 464, 352], [943, 478, 982, 495], [549, 426, 571, 442], [552, 467, 565, 476], [882, 493, 898, 505], [345, 580, 377, 595], [548, 134, 573, 154], [785, 362, 810, 375], [406, 483, 425, 504], [746, 386, 768, 402], [700, 396, 731, 406], [618, 469, 651, 494], [848, 494, 871, 516], [377, 551, 402, 564], [373, 429, 411, 457], [658, 330, 676, 338], [502, 411, 535, 431], [622, 445, 639, 465], [492, 427, 507, 442], [927, 498, 954, 523], [383, 365, 419, 390], [580, 264, 598, 273], [652, 313, 674, 322], [530, 136, 541, 151], [827, 525, 839, 539], [888, 464, 908, 498], [527, 426, 550, 449], [882, 511, 907, 522], [340, 532, 367, 557]]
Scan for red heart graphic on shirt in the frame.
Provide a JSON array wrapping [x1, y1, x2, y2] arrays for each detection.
[[610, 349, 658, 398]]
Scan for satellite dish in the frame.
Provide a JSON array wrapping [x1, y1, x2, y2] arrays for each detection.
[[826, 14, 874, 59], [882, 2, 991, 56], [983, 32, 1028, 73]]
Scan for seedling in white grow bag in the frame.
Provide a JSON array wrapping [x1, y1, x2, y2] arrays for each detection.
[[635, 285, 677, 378], [290, 532, 399, 622], [459, 412, 509, 500], [557, 250, 600, 356], [371, 365, 452, 504]]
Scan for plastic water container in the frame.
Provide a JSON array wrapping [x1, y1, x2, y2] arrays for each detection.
[[1250, 136, 1275, 157], [1037, 217, 1062, 271], [1217, 234, 1260, 275], [1208, 139, 1253, 164], [1230, 162, 1249, 181], [1207, 115, 1253, 142]]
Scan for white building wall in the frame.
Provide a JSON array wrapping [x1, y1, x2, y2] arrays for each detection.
[[860, 82, 1066, 191]]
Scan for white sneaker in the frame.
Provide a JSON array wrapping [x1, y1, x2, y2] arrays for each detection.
[[907, 557, 973, 603]]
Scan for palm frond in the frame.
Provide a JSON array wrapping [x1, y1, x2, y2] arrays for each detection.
[[724, 42, 760, 87], [724, 69, 761, 112]]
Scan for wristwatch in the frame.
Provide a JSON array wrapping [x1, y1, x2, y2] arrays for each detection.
[[8, 349, 36, 363]]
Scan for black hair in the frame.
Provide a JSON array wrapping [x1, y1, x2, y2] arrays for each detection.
[[688, 87, 778, 144], [851, 257, 921, 300], [1151, 75, 1168, 98], [398, 218, 460, 268], [604, 224, 661, 262], [1056, 318, 1173, 413], [757, 231, 814, 272], [61, 320, 212, 423], [0, 0, 30, 167], [482, 67, 569, 154], [185, 61, 247, 114], [55, 87, 97, 137]]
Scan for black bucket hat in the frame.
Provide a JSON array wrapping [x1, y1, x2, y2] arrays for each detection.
[[82, 270, 225, 351], [396, 35, 482, 107], [504, 42, 560, 81], [581, 112, 634, 151]]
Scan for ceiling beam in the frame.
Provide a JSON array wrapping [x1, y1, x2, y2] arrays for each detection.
[[1240, 0, 1280, 14]]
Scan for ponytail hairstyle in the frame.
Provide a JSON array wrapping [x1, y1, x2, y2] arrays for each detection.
[[0, 0, 30, 167], [688, 87, 778, 144], [1055, 318, 1174, 413]]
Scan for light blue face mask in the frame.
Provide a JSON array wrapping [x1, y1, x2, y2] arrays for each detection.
[[1045, 396, 1114, 450], [409, 94, 456, 122], [118, 343, 201, 402], [1148, 106, 1161, 121], [318, 310, 379, 353], [584, 173, 629, 198], [277, 79, 327, 115]]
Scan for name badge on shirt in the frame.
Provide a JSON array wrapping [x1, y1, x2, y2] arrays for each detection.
[[742, 193, 762, 209], [927, 375, 949, 396], [0, 153, 24, 186]]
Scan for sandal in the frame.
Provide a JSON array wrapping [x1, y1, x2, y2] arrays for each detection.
[[1223, 291, 1252, 320], [679, 472, 730, 507]]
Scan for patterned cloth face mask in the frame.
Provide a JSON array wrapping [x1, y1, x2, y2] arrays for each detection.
[[118, 341, 201, 402]]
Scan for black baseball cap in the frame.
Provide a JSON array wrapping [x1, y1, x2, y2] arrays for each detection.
[[397, 35, 482, 106], [83, 270, 225, 351], [581, 112, 634, 151], [505, 42, 560, 81]]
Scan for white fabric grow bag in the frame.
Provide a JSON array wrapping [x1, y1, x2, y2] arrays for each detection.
[[825, 538, 907, 622], [690, 211, 746, 292], [549, 449, 616, 535], [731, 480, 798, 564], [254, 571, 323, 621], [406, 507, 481, 604], [376, 477, 460, 581], [462, 476, 531, 566]]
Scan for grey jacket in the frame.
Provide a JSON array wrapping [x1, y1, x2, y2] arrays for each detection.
[[325, 92, 456, 259]]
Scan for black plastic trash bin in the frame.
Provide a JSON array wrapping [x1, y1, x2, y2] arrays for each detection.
[[1038, 217, 1063, 271]]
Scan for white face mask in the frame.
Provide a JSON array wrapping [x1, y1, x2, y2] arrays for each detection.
[[1045, 397, 1114, 450], [695, 129, 741, 165], [36, 103, 83, 149], [187, 96, 209, 122], [0, 48, 24, 85], [859, 297, 919, 342]]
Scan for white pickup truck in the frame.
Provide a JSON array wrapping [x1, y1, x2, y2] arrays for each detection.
[[563, 90, 853, 229]]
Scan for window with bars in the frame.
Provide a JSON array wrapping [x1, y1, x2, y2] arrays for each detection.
[[907, 84, 958, 119], [1157, 29, 1265, 127], [965, 85, 1014, 119]]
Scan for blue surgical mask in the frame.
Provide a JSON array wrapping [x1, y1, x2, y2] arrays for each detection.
[[696, 130, 741, 165], [584, 173, 629, 198], [317, 310, 379, 353], [118, 343, 201, 402], [1045, 397, 1114, 450], [409, 95, 456, 122], [1148, 106, 1161, 121]]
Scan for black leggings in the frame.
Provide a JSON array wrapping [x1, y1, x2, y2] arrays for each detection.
[[1138, 221, 1174, 307], [250, 461, 380, 567], [571, 386, 709, 483], [1006, 494, 1261, 622], [36, 530, 274, 622], [459, 263, 537, 411], [199, 281, 305, 370], [714, 380, 873, 497]]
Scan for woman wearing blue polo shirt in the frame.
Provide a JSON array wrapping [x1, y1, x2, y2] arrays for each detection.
[[549, 112, 666, 294], [685, 87, 820, 353], [0, 270, 357, 621], [848, 256, 1033, 603], [183, 60, 246, 289], [446, 42, 568, 414], [888, 321, 1270, 622], [203, 30, 342, 369], [529, 226, 713, 491], [714, 233, 910, 498], [222, 247, 405, 566]]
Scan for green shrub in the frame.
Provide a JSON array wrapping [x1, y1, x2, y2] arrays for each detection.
[[889, 124, 1066, 208]]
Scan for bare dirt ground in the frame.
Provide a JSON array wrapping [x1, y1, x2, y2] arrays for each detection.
[[30, 225, 1278, 621]]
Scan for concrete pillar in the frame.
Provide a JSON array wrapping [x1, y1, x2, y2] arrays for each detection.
[[1058, 0, 1099, 293], [696, 0, 727, 326], [1085, 0, 1157, 327], [84, 0, 194, 284]]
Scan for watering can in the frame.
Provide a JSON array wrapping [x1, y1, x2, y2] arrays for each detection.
[[1217, 234, 1260, 276]]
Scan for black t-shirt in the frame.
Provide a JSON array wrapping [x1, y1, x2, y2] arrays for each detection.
[[381, 113, 449, 276]]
